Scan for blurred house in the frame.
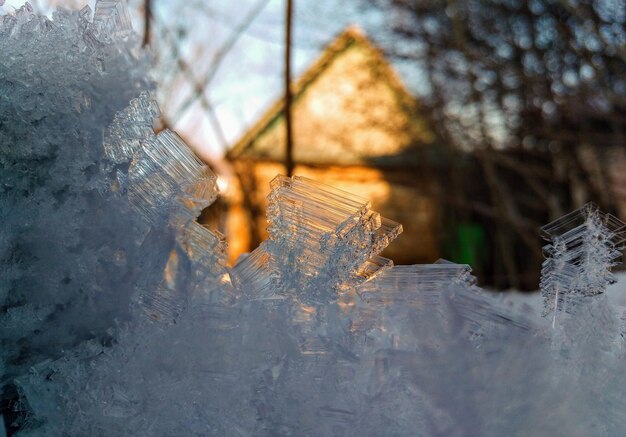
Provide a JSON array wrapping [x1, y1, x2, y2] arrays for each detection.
[[223, 26, 444, 265]]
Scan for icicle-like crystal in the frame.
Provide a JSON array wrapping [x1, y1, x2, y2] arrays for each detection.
[[357, 262, 475, 306], [232, 175, 402, 304], [127, 129, 217, 224], [540, 202, 625, 322], [104, 93, 222, 322], [93, 0, 132, 36], [229, 244, 280, 300], [104, 92, 160, 163]]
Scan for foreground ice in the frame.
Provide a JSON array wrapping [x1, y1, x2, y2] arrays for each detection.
[[2, 2, 626, 436]]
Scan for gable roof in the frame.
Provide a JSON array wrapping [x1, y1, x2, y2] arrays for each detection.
[[227, 26, 431, 166]]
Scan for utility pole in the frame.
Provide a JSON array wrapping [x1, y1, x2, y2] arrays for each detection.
[[284, 0, 294, 176], [142, 0, 152, 48]]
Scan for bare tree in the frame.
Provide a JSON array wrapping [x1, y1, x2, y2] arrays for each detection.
[[368, 0, 626, 288], [148, 0, 271, 158]]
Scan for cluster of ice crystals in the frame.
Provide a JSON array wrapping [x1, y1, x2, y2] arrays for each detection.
[[128, 129, 217, 222], [0, 2, 225, 433], [3, 2, 626, 436], [0, 0, 155, 382], [104, 92, 161, 164], [104, 92, 219, 226], [1, 3, 47, 36], [231, 175, 402, 304], [103, 88, 223, 323], [540, 202, 625, 323]]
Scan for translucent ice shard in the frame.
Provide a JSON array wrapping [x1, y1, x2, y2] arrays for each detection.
[[104, 90, 219, 226], [351, 261, 477, 342], [93, 0, 133, 37], [137, 222, 228, 322], [354, 255, 394, 282], [231, 175, 401, 304], [104, 92, 160, 163], [128, 129, 218, 223], [229, 243, 278, 300], [138, 281, 188, 323], [175, 221, 229, 298], [540, 202, 625, 323], [353, 259, 531, 345], [105, 95, 224, 322], [357, 262, 475, 307], [1, 2, 55, 38]]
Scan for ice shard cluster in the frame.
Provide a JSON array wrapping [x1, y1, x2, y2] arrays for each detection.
[[0, 1, 155, 381], [230, 175, 402, 303], [2, 2, 626, 436], [540, 203, 625, 322]]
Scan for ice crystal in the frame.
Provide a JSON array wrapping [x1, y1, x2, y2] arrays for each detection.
[[0, 0, 154, 381], [0, 0, 225, 421], [231, 175, 402, 304], [540, 202, 625, 324]]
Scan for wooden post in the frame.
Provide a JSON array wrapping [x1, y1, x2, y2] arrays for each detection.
[[284, 0, 294, 176], [142, 0, 152, 48]]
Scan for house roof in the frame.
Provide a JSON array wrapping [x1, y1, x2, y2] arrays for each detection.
[[226, 26, 432, 166]]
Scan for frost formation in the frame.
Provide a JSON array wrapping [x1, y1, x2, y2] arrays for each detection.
[[0, 1, 155, 381], [2, 2, 626, 436], [540, 203, 625, 323]]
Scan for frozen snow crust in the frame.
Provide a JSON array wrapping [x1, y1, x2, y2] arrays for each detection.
[[2, 2, 626, 436], [0, 1, 155, 381]]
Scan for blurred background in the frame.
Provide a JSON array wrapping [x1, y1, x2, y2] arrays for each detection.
[[4, 0, 625, 290]]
